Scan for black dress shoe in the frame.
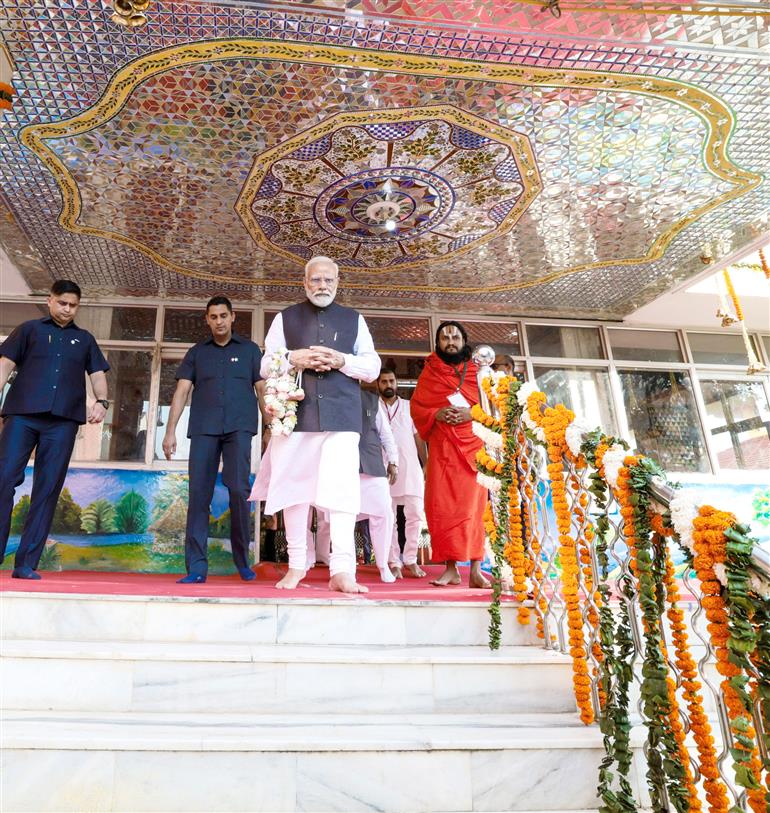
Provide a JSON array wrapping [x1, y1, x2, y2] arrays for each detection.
[[12, 566, 41, 580], [176, 573, 206, 584]]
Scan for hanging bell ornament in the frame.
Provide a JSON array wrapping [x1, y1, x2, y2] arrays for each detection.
[[716, 308, 737, 327], [113, 0, 134, 16], [131, 0, 151, 11], [125, 12, 148, 27]]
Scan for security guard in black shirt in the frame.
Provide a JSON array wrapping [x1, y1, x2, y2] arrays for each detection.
[[162, 296, 262, 584], [0, 279, 110, 579]]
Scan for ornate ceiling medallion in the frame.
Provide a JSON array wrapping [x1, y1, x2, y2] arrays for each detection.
[[236, 107, 538, 272], [18, 39, 762, 293]]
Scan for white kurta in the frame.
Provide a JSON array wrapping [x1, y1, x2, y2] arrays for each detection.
[[359, 403, 399, 518], [249, 308, 381, 516], [382, 396, 424, 499]]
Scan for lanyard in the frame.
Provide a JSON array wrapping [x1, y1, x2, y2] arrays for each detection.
[[384, 399, 400, 423], [454, 361, 468, 392]]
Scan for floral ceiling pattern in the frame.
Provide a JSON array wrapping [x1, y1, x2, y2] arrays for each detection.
[[0, 0, 768, 318]]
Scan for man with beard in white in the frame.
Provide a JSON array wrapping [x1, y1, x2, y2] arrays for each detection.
[[252, 256, 380, 593], [377, 368, 428, 578], [357, 387, 400, 583]]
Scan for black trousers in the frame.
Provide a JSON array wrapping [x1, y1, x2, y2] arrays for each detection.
[[0, 413, 78, 569], [185, 431, 253, 576]]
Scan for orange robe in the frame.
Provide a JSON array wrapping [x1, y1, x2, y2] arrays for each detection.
[[410, 353, 486, 563]]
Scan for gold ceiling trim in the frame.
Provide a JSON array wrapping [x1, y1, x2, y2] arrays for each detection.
[[235, 104, 542, 274], [20, 39, 763, 294], [501, 0, 769, 15]]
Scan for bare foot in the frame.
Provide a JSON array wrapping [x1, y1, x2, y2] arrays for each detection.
[[430, 568, 462, 587], [404, 563, 426, 578], [275, 568, 306, 589], [390, 565, 403, 580], [329, 573, 369, 593], [469, 571, 492, 589]]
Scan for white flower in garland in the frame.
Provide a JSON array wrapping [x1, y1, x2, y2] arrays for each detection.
[[472, 420, 503, 450], [669, 491, 700, 555], [602, 444, 629, 491], [263, 348, 304, 436], [712, 562, 727, 588], [564, 416, 595, 458], [516, 382, 546, 443], [477, 472, 502, 493]]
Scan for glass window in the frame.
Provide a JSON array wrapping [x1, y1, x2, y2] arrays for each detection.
[[378, 355, 427, 390], [75, 306, 157, 341], [460, 321, 521, 356], [617, 370, 710, 473], [0, 302, 47, 337], [527, 325, 604, 359], [761, 336, 770, 363], [164, 307, 252, 343], [608, 329, 683, 363], [367, 315, 431, 353], [534, 365, 617, 434], [71, 350, 153, 462], [688, 332, 759, 366], [154, 358, 192, 461], [264, 310, 279, 340], [699, 378, 770, 470]]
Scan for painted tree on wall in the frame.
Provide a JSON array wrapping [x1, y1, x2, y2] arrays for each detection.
[[10, 495, 30, 534], [81, 499, 117, 534], [52, 488, 82, 534], [114, 490, 149, 534]]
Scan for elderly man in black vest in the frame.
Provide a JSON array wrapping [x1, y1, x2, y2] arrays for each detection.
[[255, 256, 380, 593]]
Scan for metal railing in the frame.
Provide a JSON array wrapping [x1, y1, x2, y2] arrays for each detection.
[[474, 351, 770, 809]]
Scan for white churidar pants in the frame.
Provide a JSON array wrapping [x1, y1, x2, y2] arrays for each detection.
[[306, 507, 331, 569], [390, 495, 424, 566], [358, 474, 397, 571], [285, 503, 355, 576]]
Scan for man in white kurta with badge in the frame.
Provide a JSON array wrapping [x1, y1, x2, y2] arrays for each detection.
[[377, 368, 428, 578], [254, 256, 380, 593]]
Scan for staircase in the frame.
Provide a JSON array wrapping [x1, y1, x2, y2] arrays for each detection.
[[0, 591, 647, 812]]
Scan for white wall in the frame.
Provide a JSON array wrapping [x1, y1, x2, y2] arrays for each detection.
[[0, 246, 31, 296]]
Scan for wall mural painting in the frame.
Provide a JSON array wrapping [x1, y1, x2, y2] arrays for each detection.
[[2, 470, 766, 576], [1, 468, 252, 574]]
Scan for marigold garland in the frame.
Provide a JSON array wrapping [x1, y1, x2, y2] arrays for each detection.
[[542, 402, 594, 725], [692, 507, 766, 813], [504, 448, 530, 624], [659, 534, 729, 813], [722, 268, 744, 322], [758, 246, 769, 281], [616, 457, 690, 813]]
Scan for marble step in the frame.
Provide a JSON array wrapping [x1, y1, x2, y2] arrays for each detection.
[[0, 710, 641, 812], [1, 640, 578, 714], [0, 591, 540, 647]]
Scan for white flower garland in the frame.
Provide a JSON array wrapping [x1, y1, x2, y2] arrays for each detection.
[[564, 416, 595, 458], [263, 348, 304, 437], [472, 420, 503, 450], [669, 491, 699, 555], [477, 472, 502, 493], [602, 444, 629, 491], [516, 382, 546, 443]]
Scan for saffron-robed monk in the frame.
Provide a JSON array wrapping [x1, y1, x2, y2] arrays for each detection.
[[410, 321, 490, 588]]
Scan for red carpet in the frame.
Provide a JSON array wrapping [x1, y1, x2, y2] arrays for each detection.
[[0, 564, 511, 603]]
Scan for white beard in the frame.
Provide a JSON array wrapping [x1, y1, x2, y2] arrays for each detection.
[[306, 291, 335, 307]]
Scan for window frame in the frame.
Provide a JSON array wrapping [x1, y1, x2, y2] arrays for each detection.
[[1, 295, 768, 477]]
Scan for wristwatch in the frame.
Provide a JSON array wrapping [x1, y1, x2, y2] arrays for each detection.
[[96, 399, 110, 409]]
